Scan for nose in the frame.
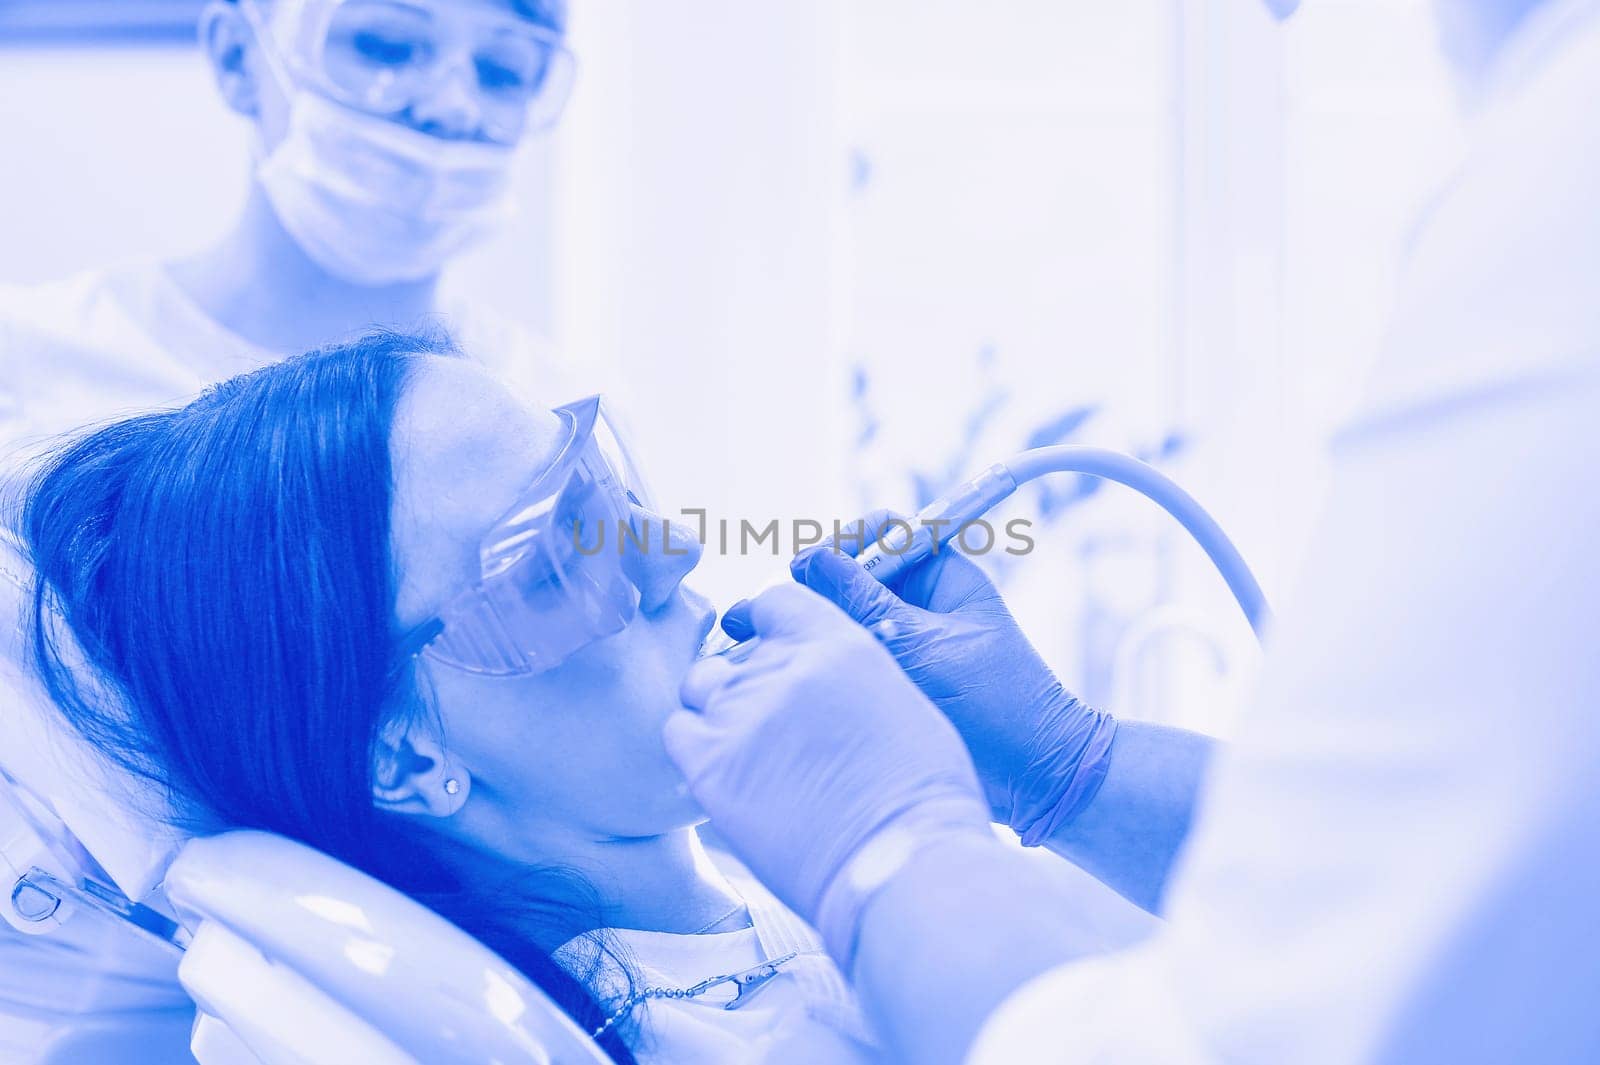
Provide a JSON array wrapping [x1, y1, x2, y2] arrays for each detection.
[[622, 505, 704, 614], [405, 53, 485, 140]]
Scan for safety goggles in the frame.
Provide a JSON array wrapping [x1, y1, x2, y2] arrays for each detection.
[[400, 395, 653, 677], [247, 0, 577, 144]]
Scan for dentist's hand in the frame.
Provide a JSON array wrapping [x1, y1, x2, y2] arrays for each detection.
[[728, 512, 1117, 845], [666, 583, 990, 966]]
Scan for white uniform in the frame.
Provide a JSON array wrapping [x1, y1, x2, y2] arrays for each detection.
[[0, 262, 585, 482], [971, 2, 1600, 1062], [0, 260, 584, 1055], [560, 857, 881, 1064]]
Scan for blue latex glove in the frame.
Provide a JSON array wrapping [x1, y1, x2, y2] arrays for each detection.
[[666, 583, 991, 967], [724, 512, 1117, 845]]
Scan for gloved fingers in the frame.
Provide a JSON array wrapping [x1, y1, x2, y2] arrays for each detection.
[[895, 546, 1008, 615], [680, 652, 741, 711], [791, 544, 917, 630], [866, 616, 917, 648], [722, 550, 871, 637], [799, 510, 1008, 619], [833, 508, 906, 560], [662, 708, 720, 780], [684, 622, 827, 718], [720, 598, 755, 642], [740, 581, 859, 640], [796, 509, 907, 565]]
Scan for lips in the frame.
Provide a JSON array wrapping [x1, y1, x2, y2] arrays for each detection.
[[693, 608, 721, 659], [698, 625, 742, 659]]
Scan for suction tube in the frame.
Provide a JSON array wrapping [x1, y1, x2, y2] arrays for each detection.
[[855, 446, 1272, 641]]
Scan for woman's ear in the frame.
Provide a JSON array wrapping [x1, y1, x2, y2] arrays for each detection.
[[199, 0, 266, 118], [372, 717, 471, 819]]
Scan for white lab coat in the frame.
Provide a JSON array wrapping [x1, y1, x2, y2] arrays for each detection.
[[970, 2, 1600, 1062], [0, 262, 584, 486]]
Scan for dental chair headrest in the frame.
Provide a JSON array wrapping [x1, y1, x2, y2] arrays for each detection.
[[1, 534, 184, 902], [4, 538, 614, 1062], [168, 831, 612, 1065]]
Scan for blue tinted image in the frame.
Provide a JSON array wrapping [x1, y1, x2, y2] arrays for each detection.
[[2, 2, 1597, 1063]]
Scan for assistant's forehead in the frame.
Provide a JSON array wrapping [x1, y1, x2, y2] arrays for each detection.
[[390, 357, 565, 550]]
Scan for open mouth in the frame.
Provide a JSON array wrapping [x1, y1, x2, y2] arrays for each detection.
[[698, 624, 761, 662], [695, 610, 726, 659], [698, 625, 739, 658]]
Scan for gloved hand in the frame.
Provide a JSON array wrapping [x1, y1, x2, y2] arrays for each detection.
[[724, 511, 1117, 845], [666, 583, 991, 966]]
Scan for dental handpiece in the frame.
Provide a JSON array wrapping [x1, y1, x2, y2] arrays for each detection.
[[700, 466, 1018, 660], [709, 445, 1272, 651], [853, 465, 1021, 585]]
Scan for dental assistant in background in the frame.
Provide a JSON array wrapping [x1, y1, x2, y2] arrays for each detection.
[[0, 0, 580, 1048], [0, 0, 582, 468], [666, 0, 1600, 1061]]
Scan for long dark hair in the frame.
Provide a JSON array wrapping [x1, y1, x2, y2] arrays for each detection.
[[19, 330, 637, 1062]]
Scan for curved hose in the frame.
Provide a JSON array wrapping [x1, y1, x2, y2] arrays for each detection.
[[1004, 446, 1272, 640]]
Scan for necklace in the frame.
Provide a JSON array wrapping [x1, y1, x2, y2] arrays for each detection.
[[590, 951, 803, 1041], [688, 900, 749, 936]]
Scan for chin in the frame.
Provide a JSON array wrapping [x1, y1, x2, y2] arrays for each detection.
[[593, 748, 706, 839], [602, 797, 706, 842], [648, 755, 709, 829], [663, 785, 708, 828]]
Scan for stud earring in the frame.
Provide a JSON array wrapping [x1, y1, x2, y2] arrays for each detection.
[[443, 778, 461, 796]]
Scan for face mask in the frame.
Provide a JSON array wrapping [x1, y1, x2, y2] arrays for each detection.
[[257, 89, 520, 287]]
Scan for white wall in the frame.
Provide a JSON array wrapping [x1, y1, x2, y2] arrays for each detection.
[[549, 2, 1207, 690], [0, 46, 250, 283], [550, 1, 850, 608], [837, 1, 1189, 716], [0, 5, 1465, 727]]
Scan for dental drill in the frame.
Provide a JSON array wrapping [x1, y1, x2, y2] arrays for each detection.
[[707, 441, 1267, 655], [856, 446, 1271, 640], [711, 446, 1270, 654]]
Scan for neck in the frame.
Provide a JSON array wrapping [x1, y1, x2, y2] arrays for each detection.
[[166, 185, 441, 355], [564, 826, 747, 935], [1436, 0, 1550, 103], [451, 807, 746, 939]]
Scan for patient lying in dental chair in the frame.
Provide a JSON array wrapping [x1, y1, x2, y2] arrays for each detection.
[[2, 330, 881, 1064]]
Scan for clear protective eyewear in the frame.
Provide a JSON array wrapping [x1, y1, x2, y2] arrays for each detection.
[[400, 395, 654, 678], [252, 0, 576, 144]]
